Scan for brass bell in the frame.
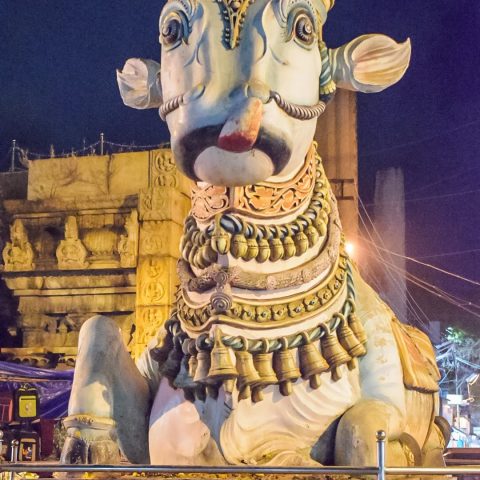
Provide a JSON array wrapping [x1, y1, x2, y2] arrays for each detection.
[[243, 225, 258, 261], [272, 338, 300, 396], [298, 332, 329, 389], [185, 340, 198, 379], [200, 240, 218, 265], [231, 233, 248, 259], [257, 237, 271, 263], [294, 231, 309, 256], [269, 233, 284, 262], [316, 220, 327, 237], [235, 337, 261, 400], [348, 308, 367, 345], [283, 227, 296, 259], [211, 215, 230, 255], [252, 340, 277, 403], [193, 335, 212, 384], [337, 315, 367, 370], [245, 237, 259, 261], [305, 225, 319, 247], [253, 354, 278, 386], [321, 325, 351, 382], [207, 328, 238, 383]]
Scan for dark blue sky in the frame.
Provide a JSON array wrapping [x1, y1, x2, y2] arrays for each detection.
[[0, 1, 479, 322]]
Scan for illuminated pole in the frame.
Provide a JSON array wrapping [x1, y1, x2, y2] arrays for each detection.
[[100, 132, 105, 155], [10, 139, 16, 172]]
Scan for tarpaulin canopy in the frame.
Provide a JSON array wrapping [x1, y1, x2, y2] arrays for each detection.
[[0, 361, 73, 419]]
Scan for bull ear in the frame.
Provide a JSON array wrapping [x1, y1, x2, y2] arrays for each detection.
[[116, 58, 163, 109], [330, 34, 411, 93]]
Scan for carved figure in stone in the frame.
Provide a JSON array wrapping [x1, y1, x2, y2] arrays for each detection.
[[56, 216, 88, 269], [118, 210, 139, 268], [2, 219, 35, 271], [61, 0, 449, 469]]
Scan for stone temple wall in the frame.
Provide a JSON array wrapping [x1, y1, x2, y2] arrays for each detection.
[[0, 148, 192, 367]]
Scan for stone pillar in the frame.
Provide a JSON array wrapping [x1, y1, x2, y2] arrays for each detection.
[[134, 149, 192, 359], [315, 90, 358, 243]]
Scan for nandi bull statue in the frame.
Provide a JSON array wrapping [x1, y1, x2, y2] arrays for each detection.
[[61, 0, 449, 468]]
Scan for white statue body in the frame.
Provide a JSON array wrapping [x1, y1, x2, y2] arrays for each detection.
[[62, 0, 448, 468]]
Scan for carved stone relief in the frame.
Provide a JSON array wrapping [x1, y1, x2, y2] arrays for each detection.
[[56, 216, 89, 269], [118, 210, 139, 268], [2, 219, 35, 271]]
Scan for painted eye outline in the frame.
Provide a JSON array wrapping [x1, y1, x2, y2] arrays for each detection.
[[159, 10, 190, 51], [286, 7, 317, 49]]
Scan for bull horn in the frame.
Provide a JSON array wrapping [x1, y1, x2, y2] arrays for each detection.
[[329, 34, 411, 93], [116, 58, 163, 109]]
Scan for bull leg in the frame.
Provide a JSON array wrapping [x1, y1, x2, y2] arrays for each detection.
[[421, 417, 449, 467], [335, 399, 418, 467], [61, 315, 151, 464]]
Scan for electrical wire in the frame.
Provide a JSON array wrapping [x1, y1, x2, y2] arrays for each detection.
[[406, 164, 480, 196], [356, 186, 432, 330], [360, 238, 480, 310], [370, 250, 480, 311], [417, 248, 480, 260], [358, 218, 431, 330], [364, 189, 480, 207], [362, 118, 480, 158], [367, 243, 480, 287], [377, 255, 480, 320]]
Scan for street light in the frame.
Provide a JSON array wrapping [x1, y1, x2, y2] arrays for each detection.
[[345, 241, 355, 257]]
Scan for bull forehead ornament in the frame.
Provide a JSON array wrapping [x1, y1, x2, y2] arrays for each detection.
[[217, 0, 333, 49]]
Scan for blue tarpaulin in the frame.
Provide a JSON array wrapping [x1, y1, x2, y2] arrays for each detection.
[[0, 361, 73, 419]]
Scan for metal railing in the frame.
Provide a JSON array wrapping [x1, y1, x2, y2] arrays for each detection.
[[2, 431, 480, 478]]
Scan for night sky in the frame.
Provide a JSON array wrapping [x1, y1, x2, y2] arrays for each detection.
[[0, 1, 479, 328]]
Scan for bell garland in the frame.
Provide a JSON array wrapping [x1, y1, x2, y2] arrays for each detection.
[[153, 262, 368, 403], [177, 248, 349, 329], [180, 152, 331, 268]]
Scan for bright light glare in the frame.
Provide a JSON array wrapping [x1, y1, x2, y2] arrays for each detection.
[[345, 241, 355, 256]]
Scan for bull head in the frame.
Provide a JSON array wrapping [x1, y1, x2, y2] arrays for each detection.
[[117, 0, 410, 186]]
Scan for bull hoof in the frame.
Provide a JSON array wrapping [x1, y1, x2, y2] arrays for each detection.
[[60, 429, 121, 465]]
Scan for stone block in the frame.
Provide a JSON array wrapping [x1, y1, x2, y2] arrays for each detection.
[[139, 221, 183, 258], [139, 187, 190, 224], [149, 149, 193, 196], [28, 155, 110, 200], [136, 256, 178, 307], [109, 151, 149, 195]]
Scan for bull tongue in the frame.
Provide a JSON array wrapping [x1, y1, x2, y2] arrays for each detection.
[[217, 97, 263, 152]]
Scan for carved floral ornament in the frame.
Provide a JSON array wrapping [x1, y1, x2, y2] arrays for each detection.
[[191, 142, 317, 222]]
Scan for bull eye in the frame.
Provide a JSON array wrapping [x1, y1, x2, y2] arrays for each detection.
[[160, 11, 188, 49], [294, 13, 315, 46]]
